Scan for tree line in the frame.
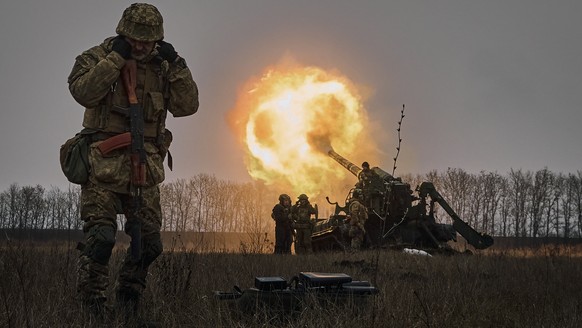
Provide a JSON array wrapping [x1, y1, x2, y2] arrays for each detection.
[[1, 168, 581, 238], [402, 168, 582, 238]]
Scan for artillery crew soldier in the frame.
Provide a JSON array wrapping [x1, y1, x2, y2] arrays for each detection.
[[290, 194, 318, 254], [272, 194, 293, 254], [356, 161, 383, 212], [67, 3, 199, 318], [356, 162, 380, 189], [348, 189, 368, 250]]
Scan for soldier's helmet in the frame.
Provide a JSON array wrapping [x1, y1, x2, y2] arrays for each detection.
[[279, 194, 291, 202], [361, 162, 370, 169], [298, 194, 309, 201], [116, 3, 164, 42], [352, 189, 364, 199]]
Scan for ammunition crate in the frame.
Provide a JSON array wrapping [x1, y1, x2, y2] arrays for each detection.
[[299, 272, 352, 287], [254, 276, 287, 291]]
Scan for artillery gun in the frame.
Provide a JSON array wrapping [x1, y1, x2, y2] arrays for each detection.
[[311, 149, 494, 253]]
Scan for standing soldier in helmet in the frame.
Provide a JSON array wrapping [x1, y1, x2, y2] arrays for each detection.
[[271, 194, 293, 254], [348, 189, 368, 250], [290, 194, 318, 254], [357, 162, 380, 190], [67, 3, 199, 318], [356, 161, 383, 213]]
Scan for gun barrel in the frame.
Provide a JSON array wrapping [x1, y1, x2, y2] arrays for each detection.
[[328, 149, 362, 177]]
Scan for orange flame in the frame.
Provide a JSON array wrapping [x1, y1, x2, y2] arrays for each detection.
[[228, 60, 378, 198]]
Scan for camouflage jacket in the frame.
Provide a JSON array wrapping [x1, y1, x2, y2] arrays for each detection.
[[357, 169, 380, 187], [272, 203, 291, 226], [290, 202, 317, 224], [349, 199, 368, 229], [68, 37, 199, 193]]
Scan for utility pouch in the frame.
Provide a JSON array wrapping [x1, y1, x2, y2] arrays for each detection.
[[158, 128, 173, 158], [158, 128, 173, 170], [59, 133, 90, 184], [144, 91, 165, 122]]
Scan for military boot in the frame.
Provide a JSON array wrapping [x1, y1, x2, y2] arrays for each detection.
[[82, 296, 111, 322], [117, 289, 163, 328], [116, 288, 141, 319]]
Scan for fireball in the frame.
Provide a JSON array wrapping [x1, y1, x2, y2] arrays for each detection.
[[228, 60, 378, 198]]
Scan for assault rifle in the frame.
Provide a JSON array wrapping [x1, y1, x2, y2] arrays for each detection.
[[97, 59, 145, 262], [121, 60, 147, 184], [122, 59, 145, 262]]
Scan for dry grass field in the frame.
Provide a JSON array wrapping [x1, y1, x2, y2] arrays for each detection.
[[1, 239, 581, 327]]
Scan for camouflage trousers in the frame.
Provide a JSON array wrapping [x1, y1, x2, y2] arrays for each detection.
[[77, 182, 163, 305], [274, 223, 293, 254], [349, 226, 365, 250], [294, 226, 313, 254]]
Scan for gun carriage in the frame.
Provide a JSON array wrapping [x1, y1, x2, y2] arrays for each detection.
[[311, 149, 494, 253]]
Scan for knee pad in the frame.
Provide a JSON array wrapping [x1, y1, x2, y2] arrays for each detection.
[[85, 225, 116, 265], [141, 236, 163, 267]]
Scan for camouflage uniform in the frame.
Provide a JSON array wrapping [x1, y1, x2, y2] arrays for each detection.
[[356, 162, 383, 213], [348, 197, 368, 250], [68, 3, 199, 313], [356, 163, 380, 192], [357, 168, 378, 186], [272, 194, 293, 254], [290, 194, 317, 254]]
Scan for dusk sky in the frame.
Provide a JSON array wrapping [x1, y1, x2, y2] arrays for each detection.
[[1, 0, 581, 191]]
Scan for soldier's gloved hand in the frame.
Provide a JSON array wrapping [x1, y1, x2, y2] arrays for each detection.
[[111, 36, 132, 59], [157, 40, 178, 62]]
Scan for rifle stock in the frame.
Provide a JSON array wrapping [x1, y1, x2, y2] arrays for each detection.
[[122, 59, 138, 104]]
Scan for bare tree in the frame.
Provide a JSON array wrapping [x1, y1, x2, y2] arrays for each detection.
[[498, 177, 511, 237], [209, 180, 238, 232], [508, 169, 532, 237], [439, 168, 472, 224], [0, 190, 8, 228], [561, 174, 578, 238], [64, 185, 82, 230], [6, 183, 20, 229], [529, 168, 552, 237], [163, 178, 195, 232], [479, 171, 503, 235], [575, 171, 582, 237], [189, 174, 212, 232], [45, 187, 62, 229], [545, 174, 564, 237], [159, 182, 177, 231]]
